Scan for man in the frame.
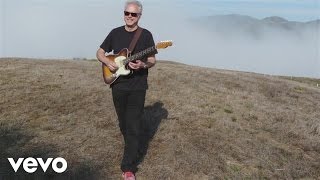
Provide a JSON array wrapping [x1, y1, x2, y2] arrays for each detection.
[[96, 1, 157, 179]]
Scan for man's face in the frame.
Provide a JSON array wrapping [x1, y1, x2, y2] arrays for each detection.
[[124, 4, 141, 27]]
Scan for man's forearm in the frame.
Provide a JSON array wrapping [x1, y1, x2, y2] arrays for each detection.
[[145, 56, 156, 68], [96, 48, 109, 65]]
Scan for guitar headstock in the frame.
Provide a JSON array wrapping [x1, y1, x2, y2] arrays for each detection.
[[156, 40, 173, 49]]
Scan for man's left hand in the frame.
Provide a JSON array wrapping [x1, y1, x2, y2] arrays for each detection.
[[128, 60, 145, 70]]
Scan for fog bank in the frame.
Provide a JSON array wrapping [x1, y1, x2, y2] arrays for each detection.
[[1, 0, 319, 78]]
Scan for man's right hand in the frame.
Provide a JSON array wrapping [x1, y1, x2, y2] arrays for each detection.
[[96, 48, 119, 72], [105, 60, 118, 72]]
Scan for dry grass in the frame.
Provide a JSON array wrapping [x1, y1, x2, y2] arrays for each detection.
[[0, 58, 319, 179]]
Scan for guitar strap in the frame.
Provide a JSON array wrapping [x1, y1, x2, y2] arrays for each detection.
[[128, 27, 143, 56]]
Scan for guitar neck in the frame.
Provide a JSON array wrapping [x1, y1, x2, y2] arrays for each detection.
[[124, 46, 156, 65]]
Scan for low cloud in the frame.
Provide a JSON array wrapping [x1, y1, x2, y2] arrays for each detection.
[[2, 0, 319, 77]]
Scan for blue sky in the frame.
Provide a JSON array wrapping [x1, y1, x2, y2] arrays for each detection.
[[0, 0, 319, 77]]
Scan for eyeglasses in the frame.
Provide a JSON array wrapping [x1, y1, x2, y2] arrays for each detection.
[[124, 11, 140, 17]]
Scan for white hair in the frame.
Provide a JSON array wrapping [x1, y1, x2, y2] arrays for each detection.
[[125, 0, 143, 13]]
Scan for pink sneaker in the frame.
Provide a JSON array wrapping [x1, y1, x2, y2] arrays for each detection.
[[122, 171, 135, 180]]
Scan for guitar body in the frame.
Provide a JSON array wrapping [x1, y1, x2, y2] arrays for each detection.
[[102, 48, 131, 84], [101, 41, 173, 85]]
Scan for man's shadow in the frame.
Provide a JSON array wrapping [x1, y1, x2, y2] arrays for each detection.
[[137, 101, 168, 165]]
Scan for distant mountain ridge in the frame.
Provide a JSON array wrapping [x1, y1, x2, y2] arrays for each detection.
[[200, 14, 319, 26], [193, 14, 319, 38], [262, 16, 289, 23]]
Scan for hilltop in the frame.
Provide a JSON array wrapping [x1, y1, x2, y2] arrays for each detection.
[[0, 58, 319, 179]]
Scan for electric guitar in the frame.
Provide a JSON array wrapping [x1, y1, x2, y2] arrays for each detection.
[[102, 40, 172, 85]]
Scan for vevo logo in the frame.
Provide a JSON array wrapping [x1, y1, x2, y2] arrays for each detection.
[[8, 157, 67, 173]]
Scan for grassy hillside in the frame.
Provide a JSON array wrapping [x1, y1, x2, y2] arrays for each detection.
[[0, 58, 319, 179]]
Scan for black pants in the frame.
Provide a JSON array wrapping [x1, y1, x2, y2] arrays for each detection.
[[112, 89, 146, 173]]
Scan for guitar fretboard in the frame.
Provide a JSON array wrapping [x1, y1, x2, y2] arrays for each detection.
[[123, 46, 157, 65]]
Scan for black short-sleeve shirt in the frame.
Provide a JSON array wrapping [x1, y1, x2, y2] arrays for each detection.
[[100, 26, 157, 90]]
